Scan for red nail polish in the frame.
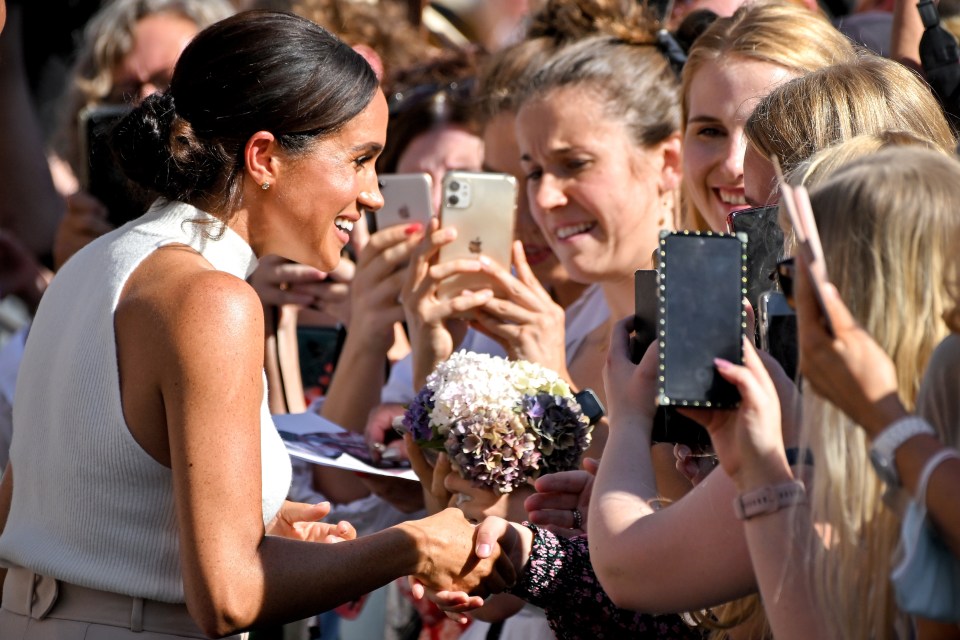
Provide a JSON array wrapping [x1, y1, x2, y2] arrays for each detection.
[[404, 223, 423, 235]]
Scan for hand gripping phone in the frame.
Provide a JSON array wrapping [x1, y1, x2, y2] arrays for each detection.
[[657, 230, 747, 409], [436, 171, 518, 299]]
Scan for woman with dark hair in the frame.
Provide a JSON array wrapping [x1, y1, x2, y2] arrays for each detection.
[[0, 11, 515, 640]]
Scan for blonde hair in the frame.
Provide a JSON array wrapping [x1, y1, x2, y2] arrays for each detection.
[[745, 53, 957, 179], [679, 0, 857, 230], [800, 146, 960, 639]]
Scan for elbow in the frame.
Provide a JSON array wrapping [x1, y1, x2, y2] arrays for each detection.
[[186, 583, 258, 638]]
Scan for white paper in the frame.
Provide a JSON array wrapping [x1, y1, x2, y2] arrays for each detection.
[[273, 411, 418, 481]]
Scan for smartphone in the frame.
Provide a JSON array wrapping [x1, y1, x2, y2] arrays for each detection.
[[372, 173, 433, 232], [633, 269, 712, 448], [759, 290, 798, 380], [657, 231, 746, 408], [630, 269, 659, 364], [78, 103, 156, 228], [436, 171, 518, 299], [728, 205, 784, 317]]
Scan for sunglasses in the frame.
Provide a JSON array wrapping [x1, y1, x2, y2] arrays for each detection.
[[770, 256, 795, 307], [387, 77, 477, 117]]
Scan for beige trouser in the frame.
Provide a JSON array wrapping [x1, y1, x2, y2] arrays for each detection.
[[0, 566, 245, 639]]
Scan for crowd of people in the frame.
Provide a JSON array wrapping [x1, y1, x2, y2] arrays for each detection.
[[1, 0, 960, 639]]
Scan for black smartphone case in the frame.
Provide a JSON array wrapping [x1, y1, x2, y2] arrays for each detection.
[[729, 205, 784, 316], [657, 230, 747, 408]]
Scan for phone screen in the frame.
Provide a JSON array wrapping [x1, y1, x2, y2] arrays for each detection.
[[658, 232, 745, 408]]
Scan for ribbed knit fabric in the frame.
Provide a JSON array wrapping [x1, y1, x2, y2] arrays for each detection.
[[0, 201, 292, 603]]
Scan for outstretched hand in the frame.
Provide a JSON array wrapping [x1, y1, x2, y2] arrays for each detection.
[[265, 500, 356, 543], [524, 457, 598, 535], [412, 515, 534, 624], [403, 508, 522, 601]]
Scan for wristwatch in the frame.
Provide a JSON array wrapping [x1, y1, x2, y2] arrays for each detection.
[[869, 416, 937, 487], [733, 480, 807, 520], [574, 388, 606, 425]]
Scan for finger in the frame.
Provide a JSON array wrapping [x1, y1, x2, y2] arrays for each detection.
[[475, 254, 542, 309], [284, 501, 331, 523], [511, 240, 546, 293], [273, 263, 328, 285], [350, 211, 372, 253], [475, 297, 539, 325], [409, 578, 425, 600], [744, 297, 756, 339], [427, 258, 484, 282], [582, 457, 600, 475], [404, 433, 435, 487], [531, 469, 589, 496], [474, 517, 511, 559], [336, 520, 357, 540], [526, 508, 579, 529]]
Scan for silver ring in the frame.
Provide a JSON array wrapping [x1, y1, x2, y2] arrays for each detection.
[[571, 507, 583, 530]]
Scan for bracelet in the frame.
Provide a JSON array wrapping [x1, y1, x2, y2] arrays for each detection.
[[733, 480, 807, 520], [915, 448, 960, 507]]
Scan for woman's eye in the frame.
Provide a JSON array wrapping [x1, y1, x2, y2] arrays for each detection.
[[524, 167, 543, 181], [353, 155, 373, 169], [565, 158, 590, 172], [695, 126, 725, 139]]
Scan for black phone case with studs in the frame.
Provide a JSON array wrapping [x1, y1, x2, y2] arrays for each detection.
[[657, 230, 747, 409]]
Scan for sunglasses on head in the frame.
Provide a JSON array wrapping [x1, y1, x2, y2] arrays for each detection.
[[387, 77, 476, 117]]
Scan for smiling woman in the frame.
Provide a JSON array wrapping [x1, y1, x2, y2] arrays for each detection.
[[678, 1, 857, 232], [0, 10, 519, 640]]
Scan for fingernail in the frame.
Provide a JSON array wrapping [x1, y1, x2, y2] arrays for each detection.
[[477, 255, 491, 266], [477, 543, 492, 556], [714, 357, 733, 371], [404, 223, 423, 235]]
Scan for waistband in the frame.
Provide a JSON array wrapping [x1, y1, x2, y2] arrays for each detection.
[[2, 566, 210, 637]]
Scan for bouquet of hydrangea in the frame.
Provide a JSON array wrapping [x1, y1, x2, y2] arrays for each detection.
[[398, 351, 593, 495]]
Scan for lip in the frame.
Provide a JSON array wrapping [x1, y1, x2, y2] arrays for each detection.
[[522, 242, 554, 266], [552, 220, 597, 242]]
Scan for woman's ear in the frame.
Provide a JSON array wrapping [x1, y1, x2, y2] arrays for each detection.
[[658, 132, 683, 193], [244, 131, 280, 189]]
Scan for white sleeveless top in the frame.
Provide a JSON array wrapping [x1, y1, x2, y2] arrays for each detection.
[[0, 201, 292, 603]]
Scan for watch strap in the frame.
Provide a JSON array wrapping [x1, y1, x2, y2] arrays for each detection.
[[733, 480, 807, 520], [574, 389, 606, 425], [869, 416, 937, 486]]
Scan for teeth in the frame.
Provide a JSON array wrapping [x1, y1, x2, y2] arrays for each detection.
[[718, 190, 746, 205], [334, 216, 354, 233], [555, 221, 595, 240]]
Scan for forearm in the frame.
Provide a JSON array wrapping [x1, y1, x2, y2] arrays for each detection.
[[509, 526, 699, 640], [590, 416, 756, 611], [891, 0, 924, 70], [0, 7, 65, 259], [895, 434, 960, 558], [187, 524, 421, 636], [742, 500, 829, 638], [320, 331, 389, 433]]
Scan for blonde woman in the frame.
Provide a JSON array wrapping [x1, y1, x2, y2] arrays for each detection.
[[742, 53, 957, 207], [704, 144, 960, 639], [679, 0, 856, 232]]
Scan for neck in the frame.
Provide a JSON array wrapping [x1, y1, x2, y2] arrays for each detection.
[[601, 274, 636, 321], [552, 279, 590, 309]]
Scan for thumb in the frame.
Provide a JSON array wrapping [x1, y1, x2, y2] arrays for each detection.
[[286, 501, 331, 523]]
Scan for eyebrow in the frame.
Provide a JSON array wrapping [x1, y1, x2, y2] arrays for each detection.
[[686, 115, 721, 124], [351, 142, 384, 155]]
